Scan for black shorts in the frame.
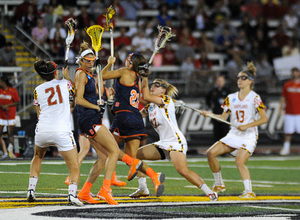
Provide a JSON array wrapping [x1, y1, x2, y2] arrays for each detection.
[[77, 110, 103, 138]]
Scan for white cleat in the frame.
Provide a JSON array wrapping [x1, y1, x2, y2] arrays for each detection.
[[27, 189, 36, 202], [208, 192, 218, 201], [212, 183, 226, 193], [68, 194, 84, 206], [280, 147, 290, 156], [239, 191, 256, 198], [129, 188, 150, 198]]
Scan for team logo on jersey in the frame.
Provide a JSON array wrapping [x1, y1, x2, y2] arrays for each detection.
[[150, 106, 153, 111], [232, 98, 236, 102]]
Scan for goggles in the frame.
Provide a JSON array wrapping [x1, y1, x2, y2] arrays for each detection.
[[150, 82, 167, 88]]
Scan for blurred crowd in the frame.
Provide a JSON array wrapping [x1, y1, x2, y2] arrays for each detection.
[[3, 0, 300, 95]]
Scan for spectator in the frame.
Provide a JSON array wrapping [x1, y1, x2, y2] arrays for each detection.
[[252, 16, 269, 41], [197, 33, 214, 53], [50, 28, 65, 60], [279, 67, 300, 155], [178, 27, 199, 50], [226, 52, 245, 81], [215, 27, 234, 53], [267, 38, 282, 63], [0, 42, 16, 66], [283, 8, 298, 32], [131, 31, 152, 54], [243, 0, 263, 19], [111, 0, 125, 20], [252, 28, 269, 58], [76, 6, 94, 30], [43, 5, 58, 31], [292, 0, 300, 18], [195, 51, 213, 70], [255, 53, 275, 90], [239, 15, 255, 40], [205, 74, 231, 142], [161, 44, 177, 65], [262, 0, 280, 19], [31, 18, 49, 54], [21, 5, 38, 35], [88, 0, 104, 20], [195, 8, 207, 31], [282, 39, 299, 56], [49, 20, 66, 44], [14, 0, 38, 23], [180, 56, 196, 94], [156, 4, 172, 26], [208, 0, 230, 29], [114, 27, 131, 48], [273, 24, 290, 48], [0, 75, 20, 159], [119, 0, 143, 20], [63, 7, 77, 23], [175, 37, 195, 64]]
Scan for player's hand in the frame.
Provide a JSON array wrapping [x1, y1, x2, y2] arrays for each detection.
[[108, 56, 116, 65], [62, 66, 70, 79], [98, 104, 105, 117], [138, 63, 150, 77], [237, 125, 248, 131], [200, 110, 211, 117]]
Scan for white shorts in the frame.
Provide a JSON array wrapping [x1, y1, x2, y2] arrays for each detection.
[[35, 131, 77, 152], [284, 114, 300, 134], [153, 141, 187, 155], [0, 119, 16, 126], [220, 133, 257, 155]]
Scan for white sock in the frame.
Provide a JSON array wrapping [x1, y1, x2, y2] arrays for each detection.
[[213, 171, 224, 185], [243, 179, 252, 192], [200, 184, 214, 196], [68, 183, 77, 197], [138, 177, 148, 190], [28, 177, 38, 191], [283, 141, 290, 150]]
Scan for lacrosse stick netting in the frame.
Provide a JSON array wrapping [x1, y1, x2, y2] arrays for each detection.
[[149, 25, 176, 64], [65, 18, 76, 65], [105, 5, 116, 76]]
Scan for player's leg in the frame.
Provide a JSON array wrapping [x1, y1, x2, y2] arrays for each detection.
[[0, 125, 8, 158], [78, 135, 91, 166], [280, 114, 294, 155], [206, 142, 233, 192], [27, 145, 47, 202], [170, 151, 217, 201]]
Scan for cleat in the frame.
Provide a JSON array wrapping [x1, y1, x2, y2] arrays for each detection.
[[127, 159, 143, 181], [239, 191, 256, 198], [27, 189, 36, 202], [64, 176, 70, 186], [151, 172, 165, 197], [68, 194, 84, 206], [8, 144, 16, 158], [111, 178, 127, 187], [77, 191, 101, 204], [280, 147, 290, 156], [208, 192, 218, 201], [212, 183, 226, 193], [129, 188, 150, 198], [97, 187, 118, 205]]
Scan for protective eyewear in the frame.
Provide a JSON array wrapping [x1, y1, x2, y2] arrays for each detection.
[[150, 82, 167, 88], [237, 76, 249, 81], [126, 53, 134, 64], [82, 57, 96, 63]]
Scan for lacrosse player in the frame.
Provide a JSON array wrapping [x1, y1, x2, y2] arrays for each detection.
[[202, 61, 268, 198], [27, 58, 83, 206]]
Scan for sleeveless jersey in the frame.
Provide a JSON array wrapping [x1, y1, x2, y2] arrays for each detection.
[[112, 74, 140, 114], [33, 79, 74, 132], [221, 90, 266, 140], [145, 95, 187, 146]]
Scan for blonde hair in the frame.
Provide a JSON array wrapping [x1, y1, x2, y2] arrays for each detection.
[[79, 41, 92, 54], [153, 78, 178, 98], [243, 61, 256, 89]]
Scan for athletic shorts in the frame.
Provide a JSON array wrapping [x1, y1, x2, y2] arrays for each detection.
[[35, 131, 76, 152], [220, 132, 257, 155], [0, 119, 16, 126], [284, 114, 300, 134], [77, 111, 103, 138], [110, 111, 147, 139], [153, 141, 187, 155]]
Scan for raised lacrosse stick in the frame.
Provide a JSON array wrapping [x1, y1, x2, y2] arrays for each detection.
[[65, 18, 76, 67], [105, 5, 115, 71], [86, 25, 105, 102], [149, 25, 176, 65], [180, 104, 237, 128]]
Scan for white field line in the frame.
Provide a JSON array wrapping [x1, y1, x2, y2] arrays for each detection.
[[248, 205, 300, 212]]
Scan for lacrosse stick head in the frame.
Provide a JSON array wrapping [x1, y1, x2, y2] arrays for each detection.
[[86, 25, 105, 54], [155, 25, 176, 51], [105, 5, 115, 30], [65, 18, 76, 47]]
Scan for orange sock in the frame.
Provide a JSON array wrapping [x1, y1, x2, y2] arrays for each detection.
[[103, 179, 112, 191], [81, 181, 93, 194], [111, 171, 116, 180], [122, 154, 134, 165], [146, 168, 156, 179]]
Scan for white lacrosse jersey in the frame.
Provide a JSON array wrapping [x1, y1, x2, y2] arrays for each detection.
[[33, 79, 74, 133], [145, 95, 187, 153], [221, 90, 266, 141]]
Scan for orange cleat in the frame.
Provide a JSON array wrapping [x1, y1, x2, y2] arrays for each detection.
[[77, 191, 101, 204], [111, 171, 126, 186], [151, 172, 165, 197], [127, 159, 143, 181], [64, 176, 70, 186], [97, 187, 118, 205]]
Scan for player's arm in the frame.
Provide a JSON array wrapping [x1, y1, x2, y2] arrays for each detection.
[[101, 56, 123, 80], [279, 96, 286, 116], [200, 110, 230, 121], [74, 70, 100, 111], [141, 77, 164, 105], [238, 109, 268, 131], [35, 105, 40, 118]]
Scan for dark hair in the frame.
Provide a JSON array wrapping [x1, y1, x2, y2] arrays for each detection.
[[130, 53, 147, 73], [0, 74, 12, 87], [34, 58, 57, 81]]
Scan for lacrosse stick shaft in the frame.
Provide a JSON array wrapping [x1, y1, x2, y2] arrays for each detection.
[[95, 51, 103, 102], [110, 28, 114, 70], [148, 49, 158, 65], [183, 105, 236, 127]]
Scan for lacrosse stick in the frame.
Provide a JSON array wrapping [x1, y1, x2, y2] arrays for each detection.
[[64, 18, 76, 67], [105, 5, 115, 71], [181, 104, 237, 128], [148, 25, 176, 65], [86, 25, 105, 102]]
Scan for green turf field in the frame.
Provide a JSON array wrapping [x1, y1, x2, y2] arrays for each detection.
[[0, 156, 299, 197]]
